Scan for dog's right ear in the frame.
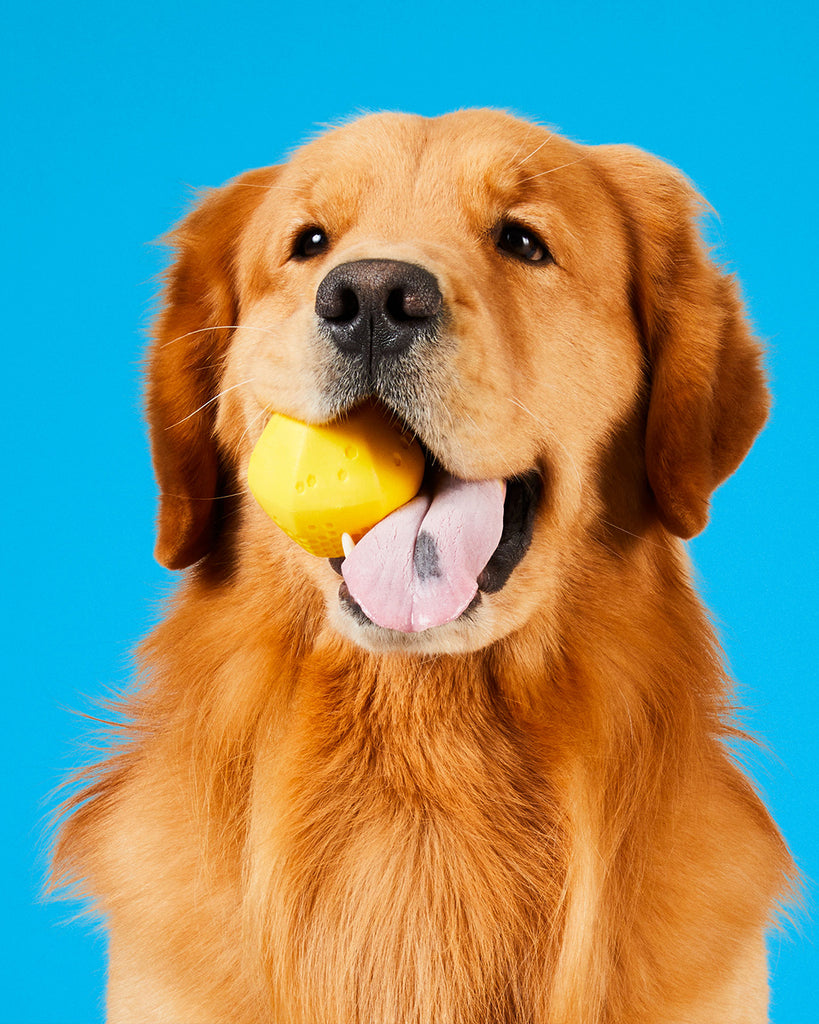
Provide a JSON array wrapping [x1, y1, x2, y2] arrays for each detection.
[[146, 166, 279, 570]]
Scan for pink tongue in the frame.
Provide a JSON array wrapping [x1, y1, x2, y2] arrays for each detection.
[[341, 475, 506, 633]]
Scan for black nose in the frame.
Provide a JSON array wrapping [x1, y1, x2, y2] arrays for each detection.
[[315, 259, 443, 361]]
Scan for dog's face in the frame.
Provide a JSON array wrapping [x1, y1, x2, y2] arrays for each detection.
[[147, 110, 768, 654]]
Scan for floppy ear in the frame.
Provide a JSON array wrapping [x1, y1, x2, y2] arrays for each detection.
[[593, 146, 770, 539], [147, 166, 278, 569]]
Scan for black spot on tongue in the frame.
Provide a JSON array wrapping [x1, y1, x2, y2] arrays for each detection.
[[413, 530, 442, 581]]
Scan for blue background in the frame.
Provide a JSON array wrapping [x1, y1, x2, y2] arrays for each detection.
[[2, 0, 816, 1019]]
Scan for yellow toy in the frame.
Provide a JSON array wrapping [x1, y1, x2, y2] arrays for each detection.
[[248, 402, 426, 558]]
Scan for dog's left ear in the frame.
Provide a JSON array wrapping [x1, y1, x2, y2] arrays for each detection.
[[147, 166, 278, 570], [593, 146, 770, 539]]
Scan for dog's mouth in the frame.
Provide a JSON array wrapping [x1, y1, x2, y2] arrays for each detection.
[[329, 428, 543, 633]]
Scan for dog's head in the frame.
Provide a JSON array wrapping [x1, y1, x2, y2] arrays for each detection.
[[146, 110, 768, 653]]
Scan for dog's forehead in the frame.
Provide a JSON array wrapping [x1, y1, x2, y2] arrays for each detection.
[[277, 110, 586, 216]]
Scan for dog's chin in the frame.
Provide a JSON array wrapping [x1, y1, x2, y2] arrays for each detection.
[[327, 589, 504, 655]]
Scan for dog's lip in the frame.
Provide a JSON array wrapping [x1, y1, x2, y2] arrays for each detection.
[[329, 467, 543, 621], [476, 469, 542, 593]]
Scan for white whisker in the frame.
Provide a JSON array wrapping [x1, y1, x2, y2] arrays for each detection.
[[160, 326, 235, 349], [599, 517, 674, 553], [518, 156, 589, 183], [506, 395, 584, 493], [160, 325, 279, 349], [166, 378, 255, 429], [230, 183, 310, 194], [159, 490, 246, 501], [507, 127, 543, 167], [515, 134, 554, 169], [236, 405, 270, 457]]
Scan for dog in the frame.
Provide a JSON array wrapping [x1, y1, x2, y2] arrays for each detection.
[[53, 109, 796, 1023]]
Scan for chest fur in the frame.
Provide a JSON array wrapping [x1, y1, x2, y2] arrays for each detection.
[[246, 664, 567, 1024]]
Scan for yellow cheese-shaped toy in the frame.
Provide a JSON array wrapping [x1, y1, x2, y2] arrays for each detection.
[[248, 403, 426, 557]]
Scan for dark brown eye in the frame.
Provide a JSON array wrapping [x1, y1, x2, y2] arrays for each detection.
[[292, 226, 329, 259], [497, 222, 551, 263]]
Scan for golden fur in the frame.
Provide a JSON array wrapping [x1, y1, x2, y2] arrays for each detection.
[[53, 110, 795, 1023]]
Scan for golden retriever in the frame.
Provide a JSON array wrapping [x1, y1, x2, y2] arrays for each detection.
[[53, 110, 795, 1023]]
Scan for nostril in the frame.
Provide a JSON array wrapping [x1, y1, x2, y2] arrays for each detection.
[[385, 288, 411, 323], [385, 283, 443, 322], [333, 287, 359, 323], [317, 284, 359, 322]]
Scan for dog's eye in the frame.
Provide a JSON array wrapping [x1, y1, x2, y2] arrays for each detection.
[[292, 226, 329, 259], [497, 223, 551, 263]]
